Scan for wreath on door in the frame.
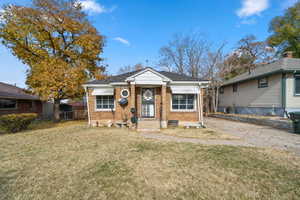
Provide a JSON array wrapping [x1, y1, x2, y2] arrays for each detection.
[[143, 89, 153, 101]]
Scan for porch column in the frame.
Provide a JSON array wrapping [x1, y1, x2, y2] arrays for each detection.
[[130, 83, 136, 128], [130, 83, 135, 109], [161, 84, 167, 128]]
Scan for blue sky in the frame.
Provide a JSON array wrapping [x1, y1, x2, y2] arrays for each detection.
[[0, 0, 298, 88]]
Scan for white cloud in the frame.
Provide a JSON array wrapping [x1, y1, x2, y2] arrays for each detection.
[[113, 37, 130, 46], [237, 0, 269, 18], [77, 0, 115, 14]]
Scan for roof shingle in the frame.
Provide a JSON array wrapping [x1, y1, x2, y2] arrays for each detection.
[[86, 68, 207, 84], [0, 82, 40, 100], [222, 58, 300, 86]]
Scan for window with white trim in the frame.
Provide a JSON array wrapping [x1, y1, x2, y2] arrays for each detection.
[[96, 96, 114, 110], [172, 94, 195, 110]]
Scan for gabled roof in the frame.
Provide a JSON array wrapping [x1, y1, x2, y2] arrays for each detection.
[[125, 67, 171, 82], [86, 67, 208, 85], [0, 82, 40, 100], [222, 58, 300, 86], [159, 71, 206, 82]]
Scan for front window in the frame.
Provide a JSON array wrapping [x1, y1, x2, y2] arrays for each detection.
[[172, 94, 195, 111], [258, 77, 268, 88], [295, 74, 300, 96], [0, 99, 17, 110], [96, 96, 114, 110]]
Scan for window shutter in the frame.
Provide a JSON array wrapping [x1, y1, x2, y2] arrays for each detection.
[[295, 75, 300, 95]]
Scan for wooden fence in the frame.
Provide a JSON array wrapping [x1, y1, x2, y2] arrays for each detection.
[[60, 110, 87, 120]]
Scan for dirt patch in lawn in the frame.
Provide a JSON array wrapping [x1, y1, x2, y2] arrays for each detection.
[[160, 127, 239, 140], [0, 122, 299, 200]]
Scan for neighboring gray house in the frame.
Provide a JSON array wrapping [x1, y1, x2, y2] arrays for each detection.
[[218, 57, 300, 117]]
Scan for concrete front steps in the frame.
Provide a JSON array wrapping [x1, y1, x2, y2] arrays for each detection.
[[137, 119, 160, 132]]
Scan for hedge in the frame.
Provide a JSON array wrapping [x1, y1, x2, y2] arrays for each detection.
[[0, 113, 38, 133]]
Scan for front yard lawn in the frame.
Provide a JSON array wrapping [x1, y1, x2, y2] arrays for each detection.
[[0, 121, 300, 200], [160, 127, 239, 140]]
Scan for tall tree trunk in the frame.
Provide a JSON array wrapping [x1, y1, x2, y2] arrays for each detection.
[[211, 89, 215, 113], [53, 99, 61, 122], [214, 87, 219, 113], [205, 92, 209, 114]]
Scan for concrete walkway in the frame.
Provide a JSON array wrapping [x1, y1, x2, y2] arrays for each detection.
[[141, 117, 300, 156]]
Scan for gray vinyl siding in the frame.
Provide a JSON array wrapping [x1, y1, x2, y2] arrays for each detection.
[[219, 73, 282, 108], [286, 73, 300, 108]]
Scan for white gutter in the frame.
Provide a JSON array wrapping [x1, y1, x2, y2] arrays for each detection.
[[198, 83, 204, 127], [84, 86, 91, 126], [82, 84, 113, 88], [171, 81, 210, 85], [110, 82, 129, 86]]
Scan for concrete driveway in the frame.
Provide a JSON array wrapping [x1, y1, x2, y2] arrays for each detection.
[[205, 117, 300, 156]]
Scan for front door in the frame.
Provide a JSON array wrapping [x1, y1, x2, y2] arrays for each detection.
[[141, 88, 155, 118]]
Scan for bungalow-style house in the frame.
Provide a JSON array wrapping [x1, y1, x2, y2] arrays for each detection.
[[83, 68, 209, 130], [0, 82, 43, 116], [218, 55, 300, 117]]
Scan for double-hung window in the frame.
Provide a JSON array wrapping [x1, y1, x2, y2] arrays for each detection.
[[172, 94, 195, 111], [96, 96, 114, 110], [295, 74, 300, 96]]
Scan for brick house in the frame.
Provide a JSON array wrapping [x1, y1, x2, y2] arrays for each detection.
[[0, 82, 43, 116], [83, 68, 209, 130]]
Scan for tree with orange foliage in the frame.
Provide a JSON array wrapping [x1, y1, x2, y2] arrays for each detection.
[[0, 0, 105, 121]]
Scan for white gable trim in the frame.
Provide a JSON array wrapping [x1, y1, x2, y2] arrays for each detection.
[[125, 68, 171, 82]]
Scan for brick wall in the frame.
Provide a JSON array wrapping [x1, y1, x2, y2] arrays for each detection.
[[165, 87, 199, 123], [0, 100, 43, 116], [88, 87, 133, 126], [87, 86, 200, 126]]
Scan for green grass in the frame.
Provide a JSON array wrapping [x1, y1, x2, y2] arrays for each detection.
[[0, 121, 299, 200]]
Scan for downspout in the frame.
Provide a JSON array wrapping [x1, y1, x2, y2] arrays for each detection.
[[85, 86, 91, 126], [281, 73, 287, 117], [198, 83, 204, 127]]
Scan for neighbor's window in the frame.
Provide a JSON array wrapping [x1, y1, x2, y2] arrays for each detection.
[[258, 77, 268, 88], [0, 99, 17, 109], [232, 84, 238, 93], [96, 96, 114, 110], [219, 87, 224, 94], [295, 74, 300, 96], [172, 94, 195, 110]]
